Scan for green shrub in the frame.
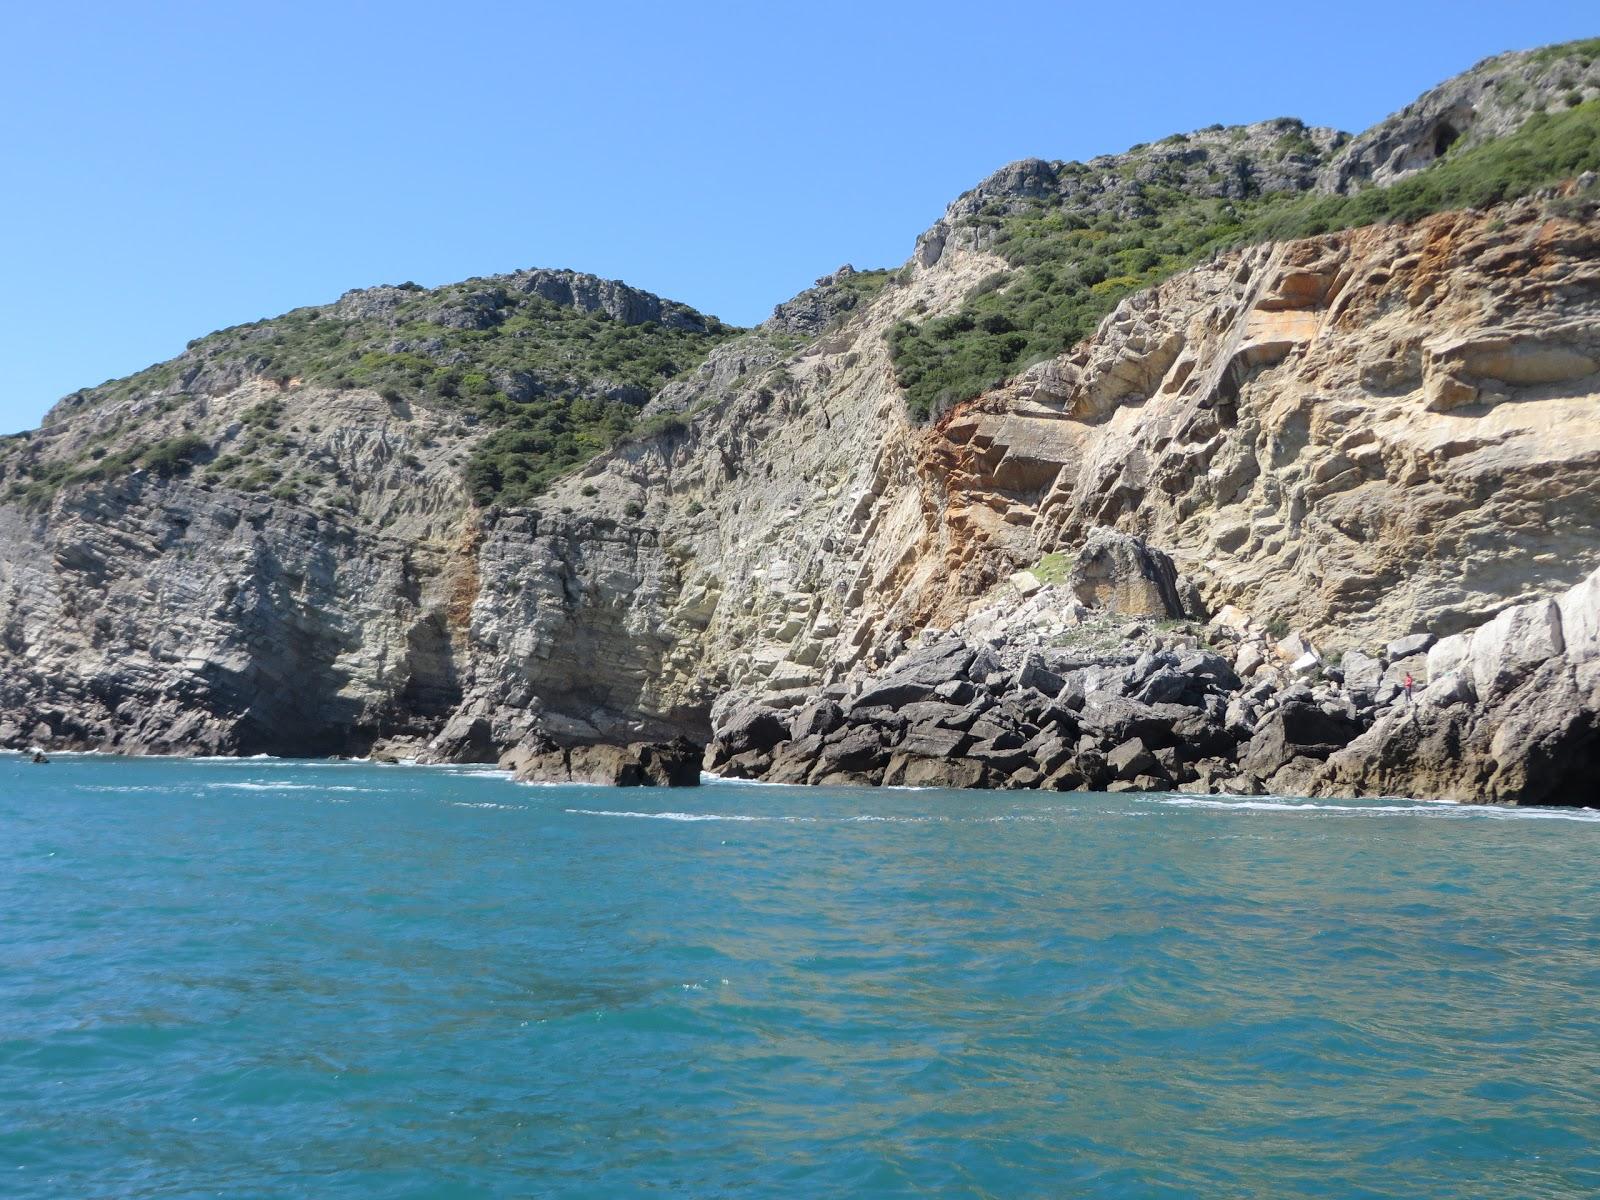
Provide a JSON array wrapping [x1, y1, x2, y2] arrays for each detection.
[[888, 99, 1600, 420], [241, 398, 284, 428], [1527, 37, 1600, 67], [140, 434, 208, 477], [1241, 100, 1600, 242], [624, 411, 689, 442], [67, 279, 741, 509]]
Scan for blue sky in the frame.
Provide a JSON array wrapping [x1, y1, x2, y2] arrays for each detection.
[[1, 2, 1594, 433]]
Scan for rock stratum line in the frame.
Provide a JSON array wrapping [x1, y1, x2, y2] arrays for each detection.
[[2, 40, 1598, 805]]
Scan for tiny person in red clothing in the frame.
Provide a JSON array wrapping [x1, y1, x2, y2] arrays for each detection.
[[1403, 671, 1415, 701]]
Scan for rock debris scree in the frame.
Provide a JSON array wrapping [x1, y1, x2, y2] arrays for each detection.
[[705, 558, 1600, 805]]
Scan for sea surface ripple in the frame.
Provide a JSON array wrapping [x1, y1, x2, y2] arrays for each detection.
[[2, 754, 1598, 1198]]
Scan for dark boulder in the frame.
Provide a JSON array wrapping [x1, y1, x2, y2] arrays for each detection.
[[966, 717, 1026, 749], [1170, 707, 1239, 759], [789, 699, 845, 741], [511, 739, 703, 787], [713, 701, 791, 757], [1013, 653, 1065, 698], [898, 701, 979, 731], [1074, 748, 1111, 790], [934, 679, 978, 705], [1025, 732, 1076, 776], [968, 744, 1033, 774], [635, 737, 704, 787], [1079, 696, 1186, 748], [883, 754, 988, 789], [1174, 650, 1241, 691], [816, 725, 886, 774], [766, 734, 826, 784], [856, 638, 976, 708], [720, 749, 773, 778], [847, 705, 909, 734], [1134, 668, 1204, 707], [1107, 737, 1160, 781], [900, 725, 971, 758], [1240, 701, 1365, 778], [852, 678, 939, 709]]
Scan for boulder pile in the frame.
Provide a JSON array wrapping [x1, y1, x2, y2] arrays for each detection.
[[705, 564, 1600, 804], [707, 616, 1372, 795]]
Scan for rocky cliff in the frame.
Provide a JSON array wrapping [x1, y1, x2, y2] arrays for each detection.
[[3, 40, 1598, 804]]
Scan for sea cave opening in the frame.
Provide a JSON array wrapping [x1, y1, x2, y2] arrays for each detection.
[[1432, 120, 1461, 158]]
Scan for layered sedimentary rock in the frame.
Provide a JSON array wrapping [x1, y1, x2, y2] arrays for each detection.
[[2, 45, 1598, 805], [0, 386, 475, 755]]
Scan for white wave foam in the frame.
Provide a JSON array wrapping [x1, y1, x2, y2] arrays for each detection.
[[366, 764, 506, 781], [701, 772, 807, 788], [1159, 797, 1430, 813], [1156, 796, 1600, 821], [564, 808, 814, 822], [205, 782, 325, 792], [1468, 806, 1600, 823]]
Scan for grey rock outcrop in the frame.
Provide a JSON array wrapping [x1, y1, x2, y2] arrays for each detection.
[[702, 560, 1600, 806], [501, 737, 702, 787], [1068, 529, 1187, 618], [765, 266, 885, 337], [704, 596, 1368, 795], [1319, 42, 1600, 193], [1323, 566, 1600, 806]]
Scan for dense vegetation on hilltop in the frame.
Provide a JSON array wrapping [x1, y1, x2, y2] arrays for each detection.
[[10, 276, 739, 507], [1245, 97, 1600, 238], [889, 99, 1600, 420]]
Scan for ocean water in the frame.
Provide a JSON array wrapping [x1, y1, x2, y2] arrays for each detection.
[[2, 755, 1599, 1198]]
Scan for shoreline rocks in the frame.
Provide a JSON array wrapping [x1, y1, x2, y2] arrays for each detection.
[[1323, 567, 1600, 807], [499, 737, 702, 787], [702, 565, 1600, 807]]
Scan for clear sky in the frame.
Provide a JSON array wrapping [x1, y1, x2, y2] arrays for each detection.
[[1, 1, 1593, 433]]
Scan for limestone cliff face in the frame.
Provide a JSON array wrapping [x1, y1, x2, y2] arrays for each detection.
[[451, 185, 1598, 747], [0, 385, 475, 753], [2, 45, 1598, 806], [946, 192, 1600, 650], [418, 247, 1008, 756]]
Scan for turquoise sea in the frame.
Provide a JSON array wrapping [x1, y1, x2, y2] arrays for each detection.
[[2, 754, 1598, 1198]]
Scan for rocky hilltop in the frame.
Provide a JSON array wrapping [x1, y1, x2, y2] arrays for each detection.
[[2, 39, 1598, 805]]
